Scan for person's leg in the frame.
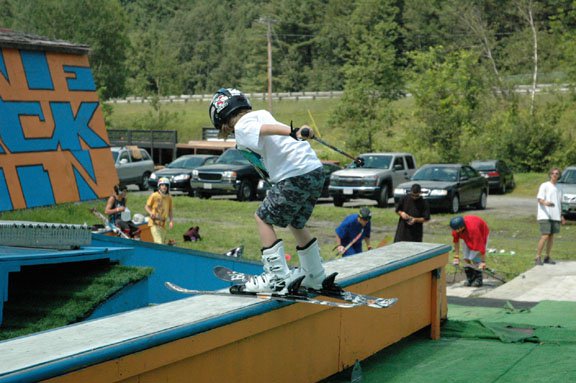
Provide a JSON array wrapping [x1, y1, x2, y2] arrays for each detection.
[[544, 230, 556, 264], [288, 226, 313, 248], [244, 239, 293, 293], [249, 167, 324, 292], [295, 236, 325, 290], [150, 225, 164, 244], [255, 213, 278, 248], [536, 220, 551, 265], [536, 234, 549, 265], [462, 244, 483, 287]]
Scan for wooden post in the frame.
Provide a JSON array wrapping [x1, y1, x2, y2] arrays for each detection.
[[430, 267, 442, 340]]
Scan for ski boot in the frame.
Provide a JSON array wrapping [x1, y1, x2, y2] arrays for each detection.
[[464, 267, 475, 287], [243, 239, 302, 294], [297, 238, 326, 290], [472, 269, 483, 287]]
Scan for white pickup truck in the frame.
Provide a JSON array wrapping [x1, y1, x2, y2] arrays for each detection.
[[328, 152, 417, 207]]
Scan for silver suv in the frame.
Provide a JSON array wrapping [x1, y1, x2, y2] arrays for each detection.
[[111, 146, 155, 190], [559, 165, 576, 218], [329, 153, 417, 207]]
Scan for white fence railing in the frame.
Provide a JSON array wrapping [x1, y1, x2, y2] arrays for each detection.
[[105, 84, 573, 104], [106, 91, 345, 104]]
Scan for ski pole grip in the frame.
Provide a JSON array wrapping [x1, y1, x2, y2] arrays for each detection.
[[301, 127, 311, 138]]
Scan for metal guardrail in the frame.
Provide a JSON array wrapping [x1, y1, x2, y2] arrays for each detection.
[[108, 130, 177, 147], [105, 85, 573, 105], [105, 91, 344, 104], [202, 127, 235, 140]]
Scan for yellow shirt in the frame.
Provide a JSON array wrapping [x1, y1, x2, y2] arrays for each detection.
[[146, 192, 173, 228]]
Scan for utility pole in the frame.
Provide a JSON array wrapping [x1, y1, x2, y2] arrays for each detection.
[[259, 17, 276, 112]]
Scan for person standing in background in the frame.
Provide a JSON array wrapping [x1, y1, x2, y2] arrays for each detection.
[[145, 177, 174, 244], [535, 167, 565, 265], [394, 183, 430, 242]]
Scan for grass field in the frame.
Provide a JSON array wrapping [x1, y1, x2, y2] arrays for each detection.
[[2, 177, 574, 281]]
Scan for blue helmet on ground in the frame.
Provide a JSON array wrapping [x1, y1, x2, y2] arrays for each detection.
[[449, 216, 465, 230]]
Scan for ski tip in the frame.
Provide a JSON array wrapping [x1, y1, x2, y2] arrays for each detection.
[[368, 297, 399, 309], [165, 281, 178, 291], [213, 265, 228, 275]]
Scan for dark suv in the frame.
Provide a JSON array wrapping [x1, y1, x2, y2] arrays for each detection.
[[189, 148, 265, 201]]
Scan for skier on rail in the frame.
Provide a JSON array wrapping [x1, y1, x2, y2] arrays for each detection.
[[209, 88, 326, 293]]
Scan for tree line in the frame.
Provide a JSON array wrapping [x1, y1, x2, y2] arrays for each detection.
[[2, 0, 576, 170]]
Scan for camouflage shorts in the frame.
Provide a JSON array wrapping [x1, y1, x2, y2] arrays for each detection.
[[257, 166, 324, 229]]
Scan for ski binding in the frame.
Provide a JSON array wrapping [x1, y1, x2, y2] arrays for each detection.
[[213, 266, 398, 309], [165, 281, 360, 308]]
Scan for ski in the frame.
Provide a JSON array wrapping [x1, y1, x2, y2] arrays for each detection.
[[164, 282, 360, 308], [213, 266, 398, 309], [90, 208, 131, 239], [454, 264, 507, 283]]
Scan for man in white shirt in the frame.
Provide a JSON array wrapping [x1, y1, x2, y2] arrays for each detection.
[[535, 167, 566, 265]]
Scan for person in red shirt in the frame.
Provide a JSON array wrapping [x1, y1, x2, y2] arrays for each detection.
[[450, 215, 490, 287]]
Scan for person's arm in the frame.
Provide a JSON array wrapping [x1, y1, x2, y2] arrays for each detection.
[[259, 123, 313, 139], [168, 198, 174, 229], [537, 197, 555, 207], [537, 184, 555, 207], [479, 253, 486, 270], [364, 237, 372, 250], [104, 196, 116, 216], [144, 195, 155, 219], [452, 239, 460, 265], [397, 209, 410, 220], [335, 234, 345, 254]]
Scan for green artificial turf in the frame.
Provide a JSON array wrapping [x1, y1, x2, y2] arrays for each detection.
[[0, 260, 152, 340]]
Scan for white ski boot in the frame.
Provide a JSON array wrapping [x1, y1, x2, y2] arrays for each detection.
[[297, 238, 326, 290], [244, 239, 302, 293]]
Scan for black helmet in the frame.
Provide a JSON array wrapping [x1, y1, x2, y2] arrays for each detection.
[[209, 88, 252, 130], [449, 216, 465, 230]]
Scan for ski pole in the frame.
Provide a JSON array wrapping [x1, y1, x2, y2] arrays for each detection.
[[300, 127, 364, 167]]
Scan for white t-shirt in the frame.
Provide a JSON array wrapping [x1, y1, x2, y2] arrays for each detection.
[[234, 110, 322, 183], [536, 181, 563, 221]]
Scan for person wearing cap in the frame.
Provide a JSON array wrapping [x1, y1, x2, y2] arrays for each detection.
[[450, 215, 490, 287], [104, 184, 140, 238], [394, 183, 430, 243], [335, 207, 372, 257], [145, 177, 174, 244]]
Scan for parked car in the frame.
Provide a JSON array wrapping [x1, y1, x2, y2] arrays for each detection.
[[256, 161, 342, 200], [148, 154, 218, 195], [190, 148, 266, 201], [558, 165, 576, 218], [328, 153, 417, 207], [470, 159, 515, 194], [111, 146, 155, 190], [394, 164, 488, 213]]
